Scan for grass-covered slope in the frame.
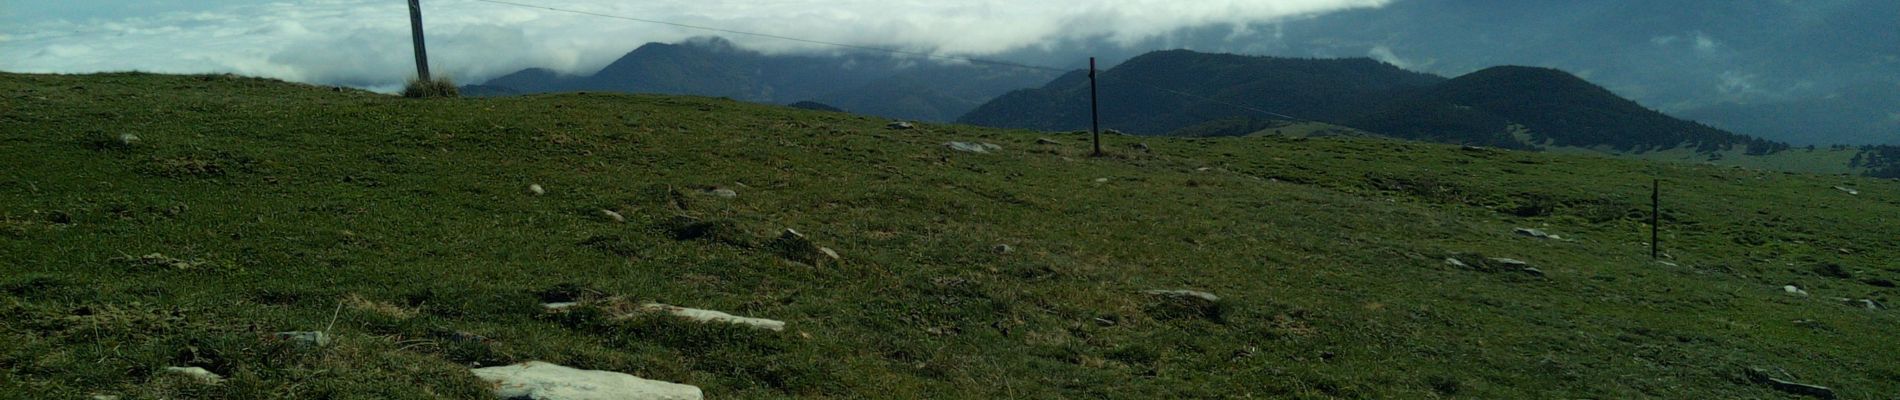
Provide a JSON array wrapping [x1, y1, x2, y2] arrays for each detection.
[[2, 72, 1897, 399]]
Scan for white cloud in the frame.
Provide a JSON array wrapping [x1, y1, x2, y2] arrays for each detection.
[[1367, 45, 1412, 69], [0, 0, 1390, 90], [1693, 32, 1718, 53]]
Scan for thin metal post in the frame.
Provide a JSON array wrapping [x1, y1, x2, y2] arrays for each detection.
[[408, 0, 432, 81], [1651, 179, 1660, 259], [1089, 57, 1101, 157]]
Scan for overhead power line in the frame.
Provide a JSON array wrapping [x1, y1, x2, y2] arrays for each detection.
[[461, 0, 1314, 123]]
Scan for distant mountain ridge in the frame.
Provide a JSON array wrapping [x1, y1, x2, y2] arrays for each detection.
[[465, 37, 1060, 122], [961, 50, 1445, 135], [960, 50, 1786, 154]]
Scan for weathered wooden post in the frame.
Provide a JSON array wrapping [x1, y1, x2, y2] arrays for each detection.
[[1090, 57, 1102, 157], [1651, 179, 1661, 259], [408, 0, 432, 81]]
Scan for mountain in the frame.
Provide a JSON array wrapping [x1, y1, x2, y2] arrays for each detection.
[[1679, 81, 1900, 146], [466, 37, 1060, 122], [959, 50, 1445, 135], [991, 0, 1900, 144], [1352, 66, 1784, 153], [960, 50, 1784, 155]]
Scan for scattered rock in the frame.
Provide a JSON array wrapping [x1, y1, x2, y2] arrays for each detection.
[[1842, 298, 1884, 310], [1745, 368, 1836, 400], [641, 303, 786, 331], [1783, 285, 1810, 297], [1513, 228, 1563, 240], [772, 228, 838, 265], [471, 361, 703, 400], [91, 395, 120, 400], [1105, 129, 1125, 136], [1489, 258, 1530, 268], [993, 244, 1013, 254], [1657, 260, 1680, 267], [945, 141, 1002, 154], [1460, 145, 1487, 152], [1833, 186, 1859, 196], [272, 331, 332, 348], [707, 188, 737, 198], [1094, 178, 1109, 183], [1131, 143, 1152, 153], [529, 184, 545, 195], [162, 366, 223, 384], [541, 302, 579, 311], [1143, 289, 1223, 321], [1196, 167, 1212, 172], [599, 209, 626, 223], [887, 121, 915, 130], [1448, 256, 1546, 278], [118, 133, 140, 145], [1036, 138, 1062, 145]]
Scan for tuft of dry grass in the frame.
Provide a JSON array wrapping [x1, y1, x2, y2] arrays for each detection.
[[401, 77, 459, 99]]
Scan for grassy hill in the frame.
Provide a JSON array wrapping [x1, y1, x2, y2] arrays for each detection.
[[3, 72, 1898, 399], [472, 37, 1059, 123]]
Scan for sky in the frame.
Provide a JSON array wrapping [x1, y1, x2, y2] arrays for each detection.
[[0, 0, 1391, 89]]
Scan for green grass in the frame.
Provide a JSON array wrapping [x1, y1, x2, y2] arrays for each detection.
[[2, 72, 1897, 399]]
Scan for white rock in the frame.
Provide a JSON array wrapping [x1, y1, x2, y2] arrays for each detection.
[[118, 133, 141, 145], [1514, 228, 1563, 240], [818, 247, 840, 261], [163, 366, 222, 384], [1488, 258, 1530, 267], [600, 209, 626, 223], [945, 141, 999, 154], [707, 188, 737, 198], [471, 361, 703, 400], [542, 302, 580, 310], [273, 331, 332, 347], [1834, 186, 1860, 195], [529, 184, 546, 195], [641, 303, 785, 331], [1783, 285, 1810, 297], [1143, 289, 1220, 303], [1445, 258, 1469, 268], [1094, 178, 1110, 183]]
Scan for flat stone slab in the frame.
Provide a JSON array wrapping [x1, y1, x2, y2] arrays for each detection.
[[472, 361, 702, 400], [641, 303, 786, 331], [162, 366, 222, 384], [945, 141, 1002, 154]]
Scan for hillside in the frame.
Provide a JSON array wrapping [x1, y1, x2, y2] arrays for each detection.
[[469, 37, 1059, 123], [959, 50, 1446, 135], [1351, 66, 1785, 153], [960, 50, 1807, 166], [3, 73, 1899, 399]]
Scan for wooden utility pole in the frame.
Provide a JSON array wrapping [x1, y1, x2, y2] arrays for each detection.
[[1089, 57, 1102, 157], [408, 0, 432, 81], [1651, 179, 1661, 259]]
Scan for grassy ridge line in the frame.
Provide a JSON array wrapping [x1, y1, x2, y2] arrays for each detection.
[[0, 72, 1896, 399]]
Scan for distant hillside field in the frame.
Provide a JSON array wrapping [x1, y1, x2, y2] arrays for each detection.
[[2, 73, 1898, 399], [470, 37, 1059, 123]]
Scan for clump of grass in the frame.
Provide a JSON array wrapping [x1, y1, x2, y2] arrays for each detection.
[[401, 77, 459, 99]]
